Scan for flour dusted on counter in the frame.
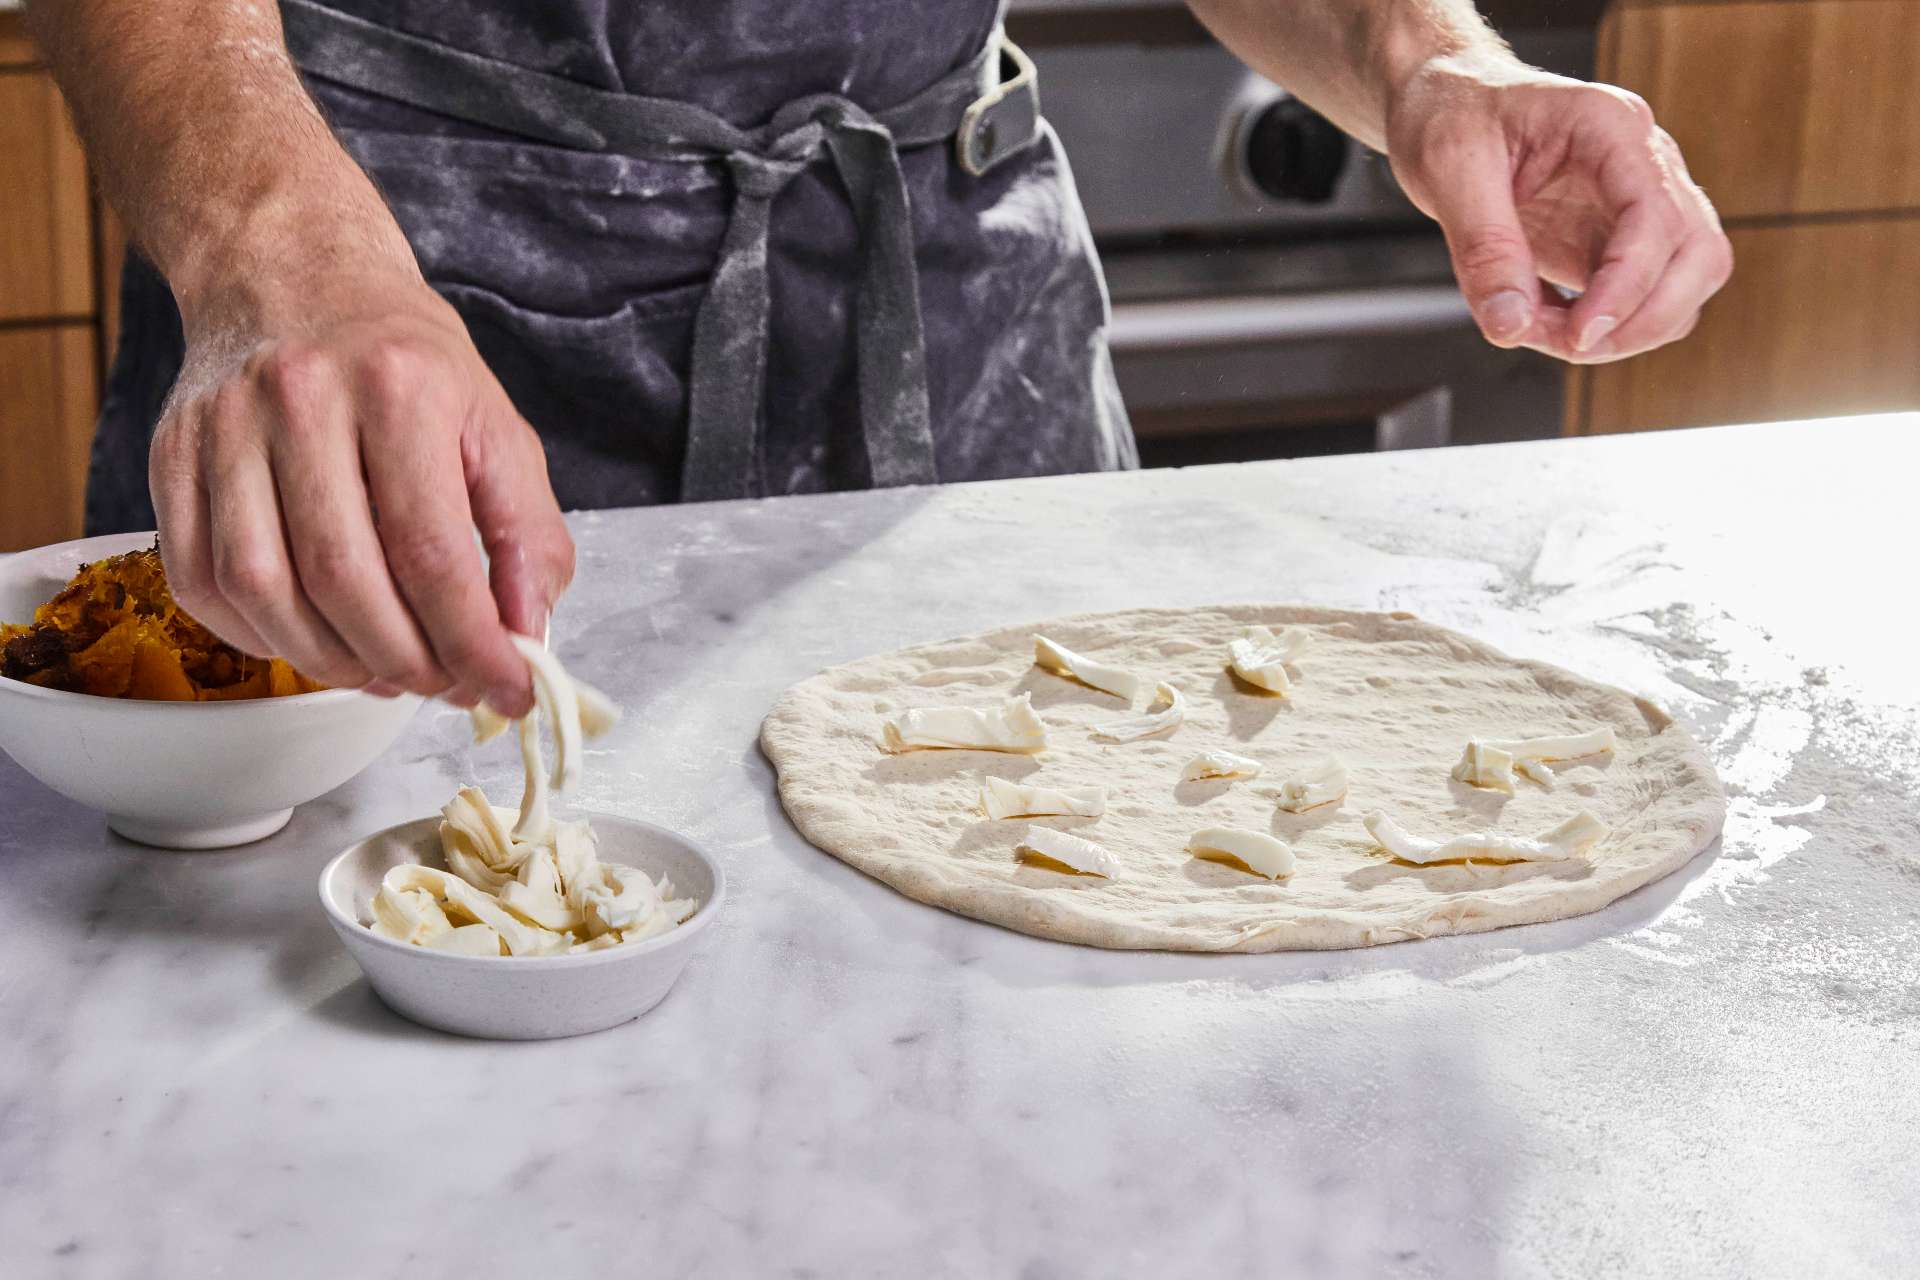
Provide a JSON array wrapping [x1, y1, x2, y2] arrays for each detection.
[[1187, 827, 1295, 879], [1016, 825, 1121, 879], [1033, 635, 1143, 702], [1181, 749, 1263, 782], [980, 776, 1107, 819], [1091, 682, 1184, 742], [1227, 625, 1310, 694], [1362, 809, 1609, 865], [1274, 755, 1348, 813], [366, 642, 700, 957], [883, 693, 1048, 753]]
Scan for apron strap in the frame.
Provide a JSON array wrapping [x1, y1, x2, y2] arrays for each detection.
[[278, 0, 1040, 501]]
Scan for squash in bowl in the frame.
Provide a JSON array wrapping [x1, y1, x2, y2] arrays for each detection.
[[0, 533, 420, 848]]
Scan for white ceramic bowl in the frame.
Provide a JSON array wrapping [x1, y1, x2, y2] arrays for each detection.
[[319, 812, 725, 1040], [0, 532, 420, 848]]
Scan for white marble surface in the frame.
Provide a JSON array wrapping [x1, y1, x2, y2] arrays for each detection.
[[3, 419, 1917, 1277]]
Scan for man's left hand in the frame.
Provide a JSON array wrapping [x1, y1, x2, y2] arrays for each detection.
[[1387, 53, 1733, 363]]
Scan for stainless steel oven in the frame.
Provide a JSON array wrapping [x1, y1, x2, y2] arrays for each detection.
[[1007, 2, 1599, 462]]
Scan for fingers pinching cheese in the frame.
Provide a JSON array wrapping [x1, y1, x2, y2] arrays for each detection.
[[366, 639, 700, 957]]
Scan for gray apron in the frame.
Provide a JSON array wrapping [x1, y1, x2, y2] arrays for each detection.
[[84, 0, 1135, 531]]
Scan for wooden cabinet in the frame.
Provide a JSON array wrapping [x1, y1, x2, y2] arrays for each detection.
[[0, 12, 108, 552], [1566, 0, 1920, 434], [0, 327, 96, 549]]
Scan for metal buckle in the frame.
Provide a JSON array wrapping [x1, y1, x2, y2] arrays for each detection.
[[957, 38, 1040, 177]]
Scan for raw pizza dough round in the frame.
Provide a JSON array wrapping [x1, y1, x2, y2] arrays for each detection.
[[760, 606, 1726, 952]]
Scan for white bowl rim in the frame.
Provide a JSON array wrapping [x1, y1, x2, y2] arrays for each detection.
[[1, 530, 380, 713], [319, 810, 728, 970]]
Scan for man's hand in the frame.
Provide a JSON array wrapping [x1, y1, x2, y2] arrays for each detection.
[[30, 0, 569, 714], [1387, 54, 1733, 363], [1186, 0, 1730, 365], [149, 273, 572, 714]]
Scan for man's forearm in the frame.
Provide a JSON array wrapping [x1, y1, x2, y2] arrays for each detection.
[[27, 0, 415, 331], [1185, 0, 1518, 151]]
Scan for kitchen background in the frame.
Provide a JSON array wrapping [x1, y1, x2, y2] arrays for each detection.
[[1, 0, 1915, 551]]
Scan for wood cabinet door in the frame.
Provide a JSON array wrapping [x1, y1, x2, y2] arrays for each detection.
[[0, 326, 97, 551], [1572, 217, 1920, 433], [1603, 0, 1920, 221], [0, 68, 94, 322]]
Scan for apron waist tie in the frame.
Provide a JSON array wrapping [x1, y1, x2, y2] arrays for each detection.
[[279, 0, 1042, 501]]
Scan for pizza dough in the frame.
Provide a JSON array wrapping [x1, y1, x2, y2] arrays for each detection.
[[759, 606, 1726, 952]]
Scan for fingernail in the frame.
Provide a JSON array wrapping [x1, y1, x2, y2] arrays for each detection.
[[443, 684, 481, 709], [364, 679, 403, 699], [1575, 315, 1618, 353], [1481, 291, 1532, 342]]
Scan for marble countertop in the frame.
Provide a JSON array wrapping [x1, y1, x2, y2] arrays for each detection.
[[4, 418, 1916, 1277]]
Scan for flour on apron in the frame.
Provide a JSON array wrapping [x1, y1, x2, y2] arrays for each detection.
[[85, 0, 1135, 530]]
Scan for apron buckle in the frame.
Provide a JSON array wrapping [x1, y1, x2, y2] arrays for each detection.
[[957, 39, 1040, 178]]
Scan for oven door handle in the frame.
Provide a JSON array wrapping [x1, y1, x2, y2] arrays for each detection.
[[1107, 286, 1473, 352]]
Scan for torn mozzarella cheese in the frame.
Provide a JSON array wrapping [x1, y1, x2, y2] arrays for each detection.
[[1181, 749, 1263, 782], [1034, 635, 1143, 702], [1487, 727, 1618, 762], [1514, 758, 1556, 788], [369, 645, 698, 957], [1362, 809, 1610, 865], [1015, 825, 1121, 879], [471, 634, 623, 844], [883, 693, 1048, 754], [1450, 741, 1517, 795], [1227, 625, 1311, 694], [1187, 827, 1295, 879], [1091, 682, 1184, 743], [1275, 755, 1348, 813], [428, 924, 506, 957], [980, 775, 1107, 819], [1455, 727, 1617, 792]]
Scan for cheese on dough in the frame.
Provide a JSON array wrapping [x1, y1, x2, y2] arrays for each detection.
[[883, 693, 1048, 753], [1227, 625, 1311, 695], [1455, 727, 1616, 793], [1451, 741, 1517, 795], [1363, 809, 1610, 865], [1016, 826, 1121, 879], [1488, 727, 1618, 762], [1515, 758, 1556, 788], [1187, 827, 1295, 879], [1181, 749, 1263, 782], [1091, 682, 1185, 743], [1275, 755, 1348, 813], [980, 775, 1107, 819], [1034, 635, 1142, 702]]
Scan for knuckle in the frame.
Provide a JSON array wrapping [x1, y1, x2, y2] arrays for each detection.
[[384, 527, 462, 582], [213, 551, 284, 607], [297, 542, 362, 603], [1605, 87, 1656, 127], [252, 344, 332, 411], [1452, 223, 1530, 276], [359, 338, 432, 405]]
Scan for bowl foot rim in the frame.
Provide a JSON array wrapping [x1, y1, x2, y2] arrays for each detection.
[[108, 807, 294, 850]]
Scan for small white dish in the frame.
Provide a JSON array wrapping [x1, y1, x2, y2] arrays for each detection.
[[0, 532, 420, 848], [319, 812, 725, 1040]]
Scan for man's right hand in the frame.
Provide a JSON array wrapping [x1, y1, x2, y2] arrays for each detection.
[[148, 272, 573, 716]]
